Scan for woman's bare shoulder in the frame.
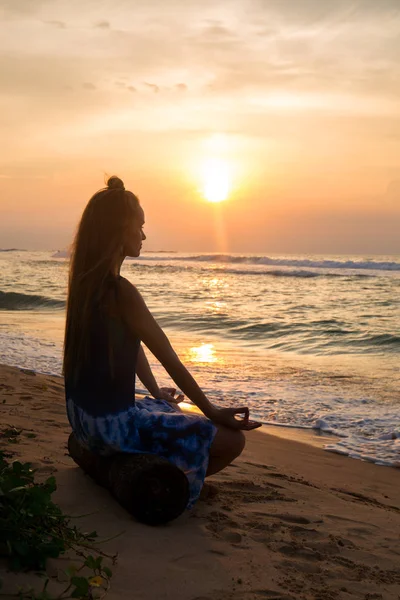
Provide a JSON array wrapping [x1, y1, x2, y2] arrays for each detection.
[[116, 277, 155, 337], [117, 277, 145, 307]]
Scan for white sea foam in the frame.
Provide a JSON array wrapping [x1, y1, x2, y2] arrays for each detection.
[[132, 253, 400, 272], [0, 331, 62, 377]]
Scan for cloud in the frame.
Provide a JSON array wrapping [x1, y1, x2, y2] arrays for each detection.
[[201, 21, 237, 40], [43, 20, 66, 29], [144, 82, 160, 93], [0, 0, 399, 146], [0, 0, 51, 16], [250, 0, 400, 26]]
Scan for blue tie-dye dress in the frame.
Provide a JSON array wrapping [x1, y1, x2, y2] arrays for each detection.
[[65, 281, 217, 509]]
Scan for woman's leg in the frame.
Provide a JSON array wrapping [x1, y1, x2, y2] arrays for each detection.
[[206, 425, 246, 477]]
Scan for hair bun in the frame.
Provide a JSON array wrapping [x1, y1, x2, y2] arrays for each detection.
[[107, 176, 125, 191]]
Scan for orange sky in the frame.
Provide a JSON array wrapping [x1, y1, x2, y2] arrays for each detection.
[[0, 0, 399, 254]]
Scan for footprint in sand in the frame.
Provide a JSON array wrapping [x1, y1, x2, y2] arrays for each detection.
[[47, 384, 64, 392], [289, 525, 321, 536], [267, 472, 317, 489], [244, 461, 277, 471], [324, 513, 379, 527], [331, 488, 400, 513], [346, 526, 375, 537], [204, 510, 250, 547], [212, 480, 293, 504], [278, 543, 323, 562], [257, 513, 312, 524], [205, 510, 240, 533], [0, 384, 13, 391]]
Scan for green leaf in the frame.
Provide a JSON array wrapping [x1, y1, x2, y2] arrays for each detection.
[[44, 476, 57, 492], [70, 576, 90, 597], [102, 566, 112, 578], [84, 555, 97, 570], [8, 485, 30, 493]]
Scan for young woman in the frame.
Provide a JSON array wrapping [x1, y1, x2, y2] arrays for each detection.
[[63, 176, 261, 508]]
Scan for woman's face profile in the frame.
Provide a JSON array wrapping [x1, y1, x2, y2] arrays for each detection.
[[123, 204, 146, 258]]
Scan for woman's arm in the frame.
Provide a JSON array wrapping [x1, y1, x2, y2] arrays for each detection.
[[136, 344, 160, 398], [136, 344, 184, 404], [117, 278, 261, 430]]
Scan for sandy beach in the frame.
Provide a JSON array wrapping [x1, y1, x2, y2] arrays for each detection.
[[1, 363, 399, 600]]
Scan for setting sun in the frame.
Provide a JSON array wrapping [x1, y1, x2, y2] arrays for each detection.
[[202, 157, 231, 203]]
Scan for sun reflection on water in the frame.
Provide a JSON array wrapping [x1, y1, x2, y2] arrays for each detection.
[[188, 343, 218, 363], [205, 300, 225, 313]]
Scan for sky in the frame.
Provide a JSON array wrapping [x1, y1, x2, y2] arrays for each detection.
[[0, 0, 399, 254]]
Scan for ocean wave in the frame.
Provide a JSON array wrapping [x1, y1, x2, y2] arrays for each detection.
[[351, 333, 400, 350], [135, 254, 400, 272], [157, 312, 400, 352], [129, 262, 369, 279], [0, 248, 27, 252], [0, 290, 64, 310], [51, 250, 70, 258]]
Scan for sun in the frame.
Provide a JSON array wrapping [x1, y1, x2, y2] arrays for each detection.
[[202, 157, 231, 203]]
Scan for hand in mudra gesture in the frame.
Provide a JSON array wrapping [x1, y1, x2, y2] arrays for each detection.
[[158, 387, 184, 404], [209, 406, 262, 431]]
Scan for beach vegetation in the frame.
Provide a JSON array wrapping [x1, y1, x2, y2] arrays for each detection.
[[0, 449, 116, 599]]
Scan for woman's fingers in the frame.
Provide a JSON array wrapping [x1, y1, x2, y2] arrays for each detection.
[[243, 420, 263, 430], [231, 406, 249, 424], [231, 407, 249, 418], [232, 408, 262, 429], [211, 407, 261, 431]]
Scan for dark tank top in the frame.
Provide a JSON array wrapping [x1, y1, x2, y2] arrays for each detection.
[[65, 277, 140, 417]]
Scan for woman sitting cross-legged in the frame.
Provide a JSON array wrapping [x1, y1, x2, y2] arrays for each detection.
[[63, 176, 262, 508]]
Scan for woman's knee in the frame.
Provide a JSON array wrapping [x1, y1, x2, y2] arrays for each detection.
[[233, 429, 246, 457], [211, 426, 246, 459]]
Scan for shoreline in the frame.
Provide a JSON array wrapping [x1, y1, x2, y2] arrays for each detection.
[[0, 361, 389, 464], [1, 362, 399, 599], [0, 360, 343, 453], [1, 300, 399, 468], [178, 398, 343, 451]]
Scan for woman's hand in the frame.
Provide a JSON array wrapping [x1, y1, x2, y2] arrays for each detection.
[[157, 387, 184, 404], [208, 406, 262, 431]]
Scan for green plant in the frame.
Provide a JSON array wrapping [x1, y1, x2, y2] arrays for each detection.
[[0, 450, 116, 599]]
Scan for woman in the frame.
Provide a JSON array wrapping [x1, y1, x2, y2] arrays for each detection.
[[63, 176, 261, 508]]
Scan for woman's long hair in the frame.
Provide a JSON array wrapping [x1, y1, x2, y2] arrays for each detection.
[[63, 176, 140, 384]]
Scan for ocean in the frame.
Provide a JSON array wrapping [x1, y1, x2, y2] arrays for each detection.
[[0, 249, 399, 467]]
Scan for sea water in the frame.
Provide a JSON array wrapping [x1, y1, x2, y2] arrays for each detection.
[[0, 249, 399, 466]]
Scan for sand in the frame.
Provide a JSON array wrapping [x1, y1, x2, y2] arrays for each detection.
[[0, 363, 399, 600]]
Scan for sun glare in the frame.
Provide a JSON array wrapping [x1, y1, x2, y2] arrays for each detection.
[[188, 343, 218, 363], [202, 157, 231, 203]]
